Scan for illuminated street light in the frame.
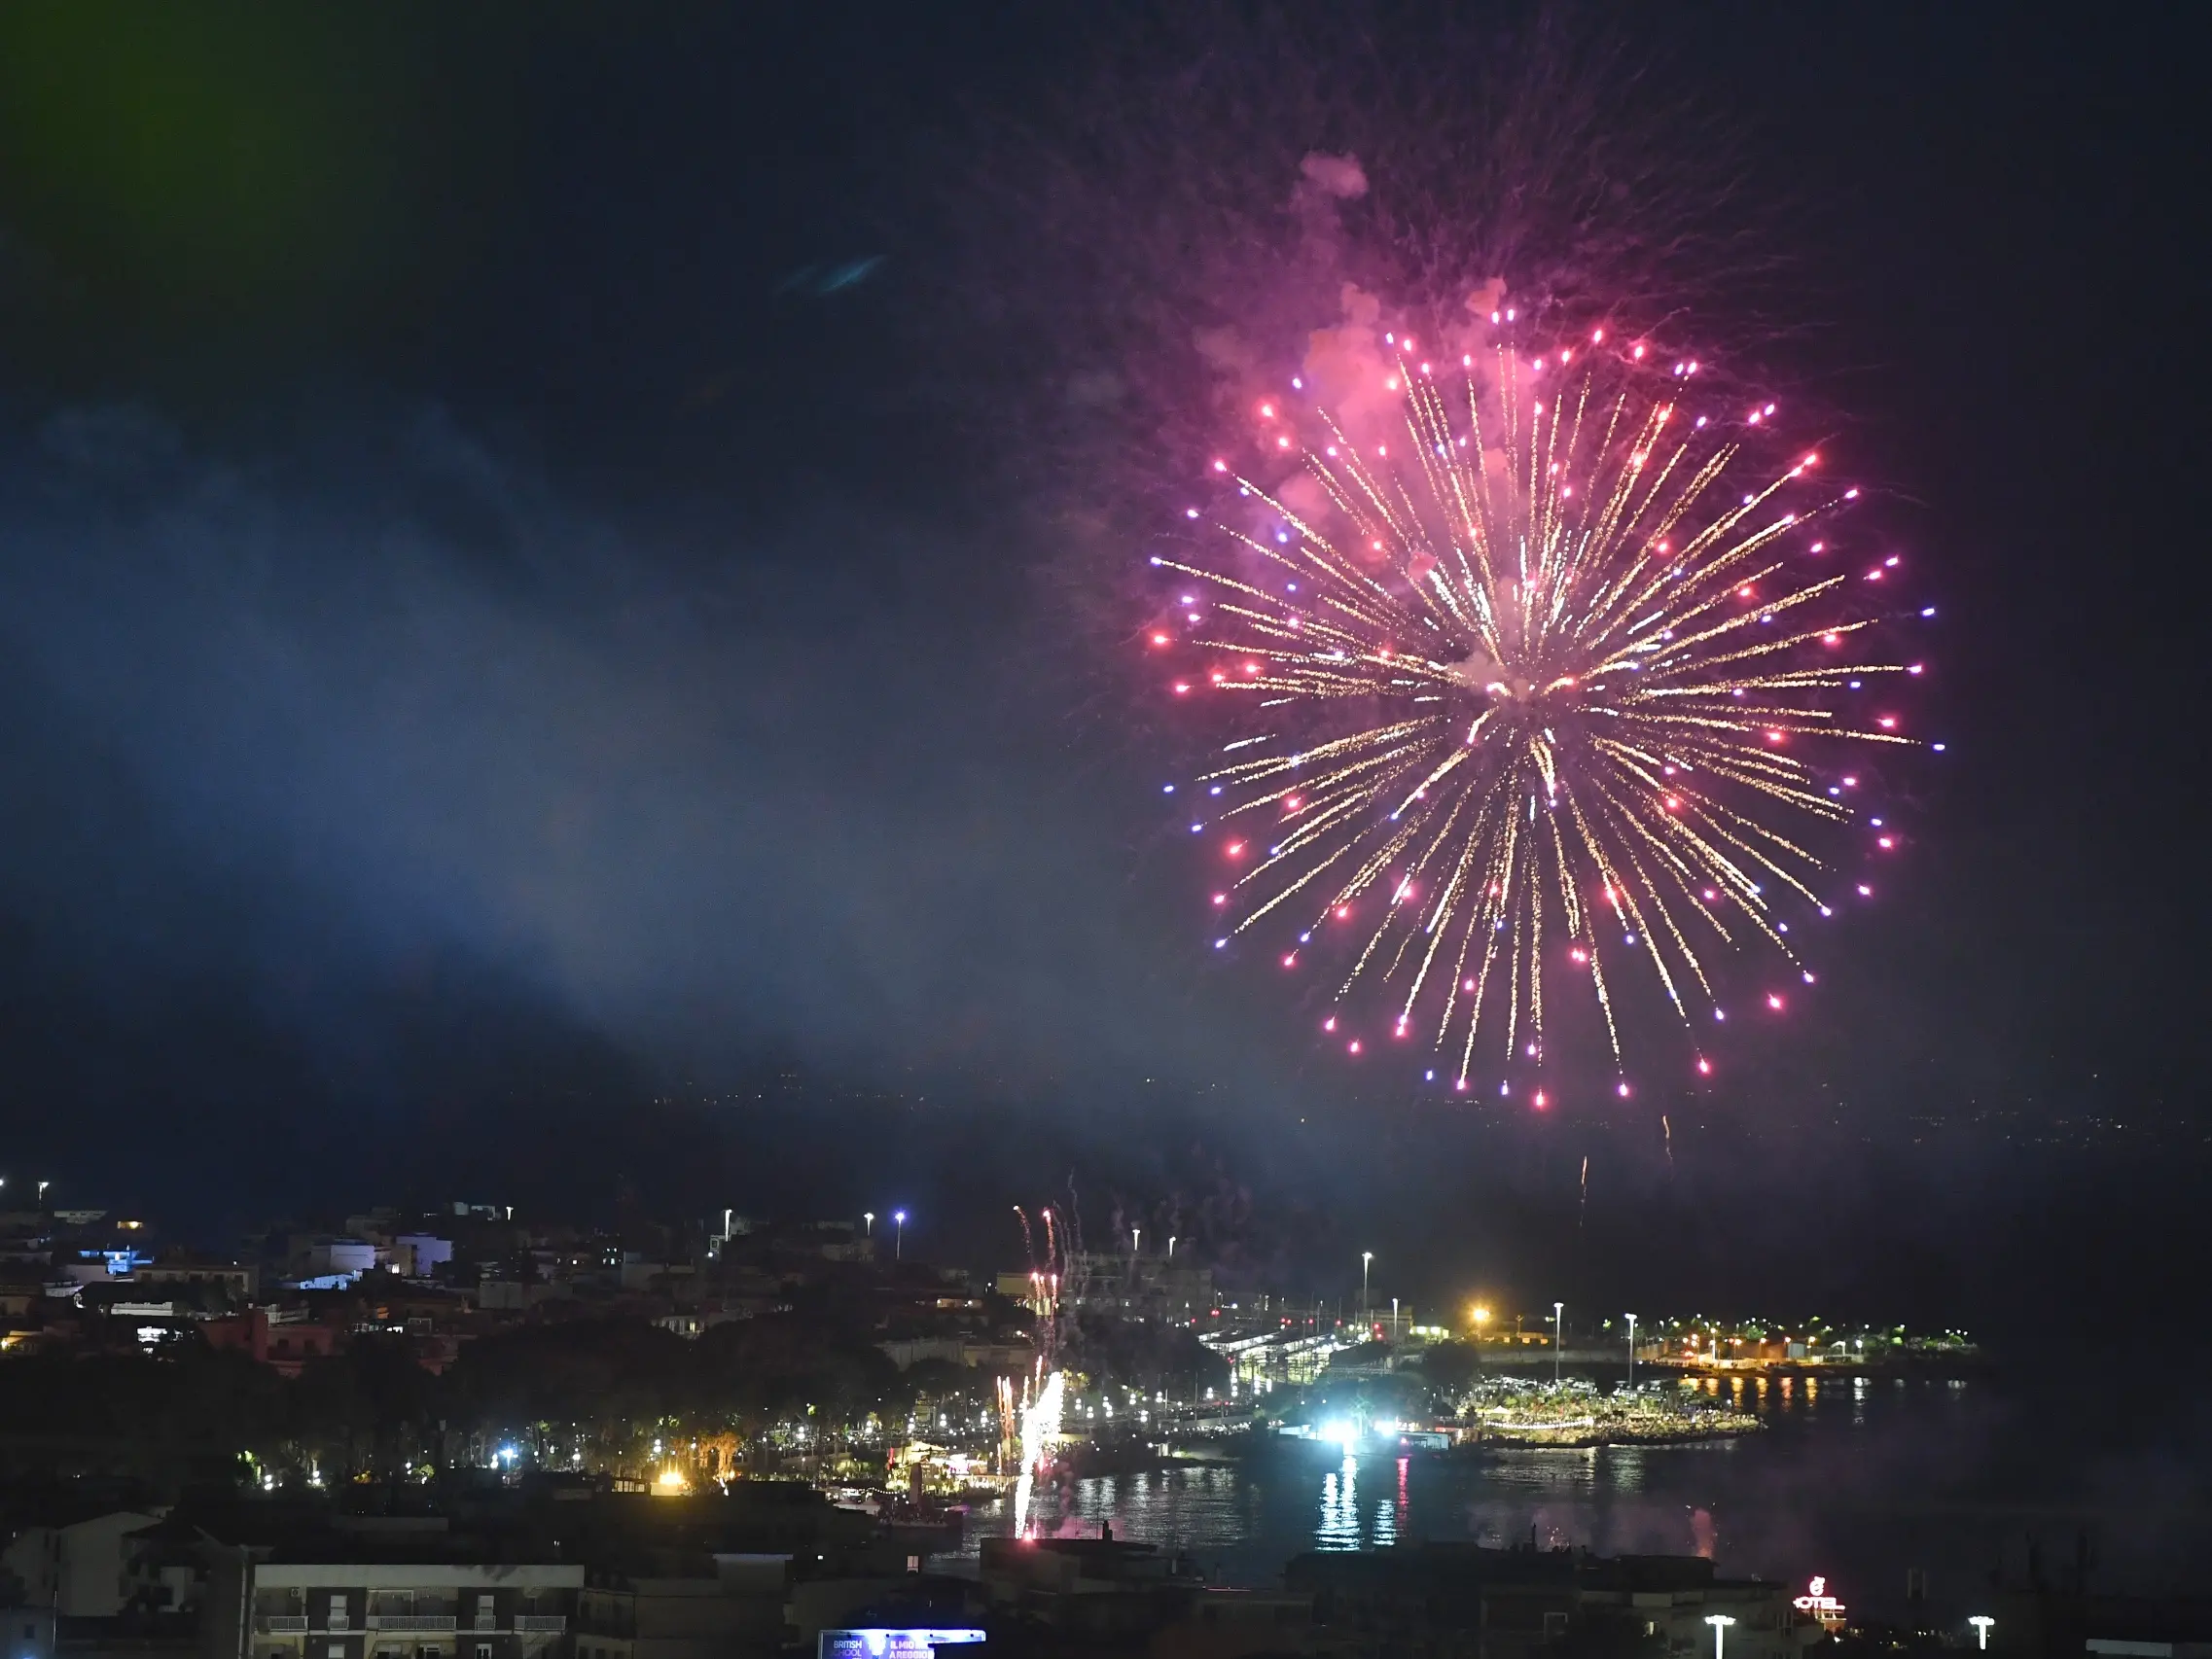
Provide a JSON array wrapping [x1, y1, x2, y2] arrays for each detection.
[[1705, 1613, 1735, 1659], [1553, 1301, 1565, 1385], [863, 1212, 874, 1237], [893, 1210, 908, 1260], [1132, 1227, 1142, 1258], [1970, 1617, 1995, 1651], [1625, 1313, 1638, 1388], [1362, 1253, 1374, 1320]]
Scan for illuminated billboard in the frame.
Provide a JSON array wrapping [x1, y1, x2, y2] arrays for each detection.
[[819, 1629, 985, 1659]]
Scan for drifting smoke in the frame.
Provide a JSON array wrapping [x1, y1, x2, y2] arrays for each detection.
[[884, 4, 1804, 803], [1296, 151, 1370, 203], [915, 3, 1787, 519]]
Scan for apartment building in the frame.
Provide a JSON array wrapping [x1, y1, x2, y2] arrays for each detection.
[[207, 1554, 581, 1659], [574, 1556, 788, 1659], [0, 1506, 166, 1617]]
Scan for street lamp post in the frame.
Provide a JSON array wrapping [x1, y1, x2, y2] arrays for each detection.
[[1705, 1614, 1735, 1659], [863, 1212, 874, 1238], [893, 1210, 908, 1260], [1553, 1301, 1565, 1385], [1132, 1228, 1142, 1258], [1969, 1617, 1995, 1652], [1361, 1253, 1374, 1322], [1625, 1314, 1638, 1388]]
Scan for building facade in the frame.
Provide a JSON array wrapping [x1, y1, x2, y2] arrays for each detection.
[[573, 1559, 788, 1659], [0, 1509, 166, 1618], [206, 1560, 581, 1659], [1286, 1543, 1808, 1659]]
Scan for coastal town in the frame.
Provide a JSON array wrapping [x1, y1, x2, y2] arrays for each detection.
[[0, 1189, 2053, 1659], [0, 1170, 2194, 1659], [0, 1195, 1988, 1494]]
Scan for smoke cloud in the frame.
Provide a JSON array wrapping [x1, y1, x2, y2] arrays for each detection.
[[0, 403, 1316, 1131], [1297, 151, 1370, 201]]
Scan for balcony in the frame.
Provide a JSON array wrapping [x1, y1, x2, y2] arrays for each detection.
[[367, 1617, 458, 1632], [513, 1619, 567, 1634], [258, 1618, 309, 1634]]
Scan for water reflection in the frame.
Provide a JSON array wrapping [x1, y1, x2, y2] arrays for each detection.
[[1316, 1456, 1360, 1548], [955, 1376, 2211, 1626]]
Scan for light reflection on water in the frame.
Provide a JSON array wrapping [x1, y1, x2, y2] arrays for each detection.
[[952, 1377, 2212, 1619], [1316, 1457, 1358, 1549]]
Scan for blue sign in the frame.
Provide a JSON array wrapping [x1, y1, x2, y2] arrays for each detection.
[[819, 1630, 984, 1659]]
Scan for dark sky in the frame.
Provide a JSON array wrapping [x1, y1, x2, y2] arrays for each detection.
[[0, 5, 2205, 1330]]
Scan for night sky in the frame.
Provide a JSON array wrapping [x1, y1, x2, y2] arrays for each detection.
[[0, 6, 2205, 1337]]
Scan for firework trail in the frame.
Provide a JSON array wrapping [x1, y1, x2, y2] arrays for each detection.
[[1153, 308, 1935, 1099], [1008, 1204, 1069, 1537], [1011, 1370, 1065, 1538]]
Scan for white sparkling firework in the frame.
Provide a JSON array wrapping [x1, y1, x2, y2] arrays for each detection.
[[1011, 1368, 1064, 1537], [1154, 317, 1932, 1096]]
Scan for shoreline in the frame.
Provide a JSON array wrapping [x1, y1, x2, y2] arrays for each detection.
[[1471, 1427, 1755, 1450]]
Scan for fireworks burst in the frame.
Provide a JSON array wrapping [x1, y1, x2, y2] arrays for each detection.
[[1152, 311, 1936, 1097]]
